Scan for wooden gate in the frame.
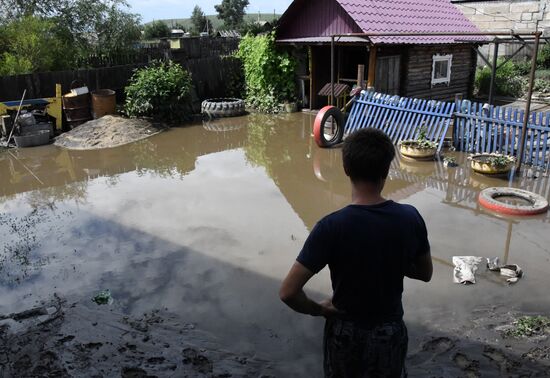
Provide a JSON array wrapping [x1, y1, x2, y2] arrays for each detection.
[[344, 91, 455, 152], [453, 100, 550, 168]]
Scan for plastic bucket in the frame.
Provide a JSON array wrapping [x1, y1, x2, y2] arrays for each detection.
[[91, 89, 116, 119]]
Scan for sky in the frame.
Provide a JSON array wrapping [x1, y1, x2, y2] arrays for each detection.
[[126, 0, 293, 23]]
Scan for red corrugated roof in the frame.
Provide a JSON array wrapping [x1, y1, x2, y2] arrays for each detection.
[[336, 0, 484, 44]]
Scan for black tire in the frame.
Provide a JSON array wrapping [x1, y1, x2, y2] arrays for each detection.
[[201, 98, 246, 118], [313, 106, 345, 148]]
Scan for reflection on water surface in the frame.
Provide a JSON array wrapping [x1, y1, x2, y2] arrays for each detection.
[[1, 113, 550, 376]]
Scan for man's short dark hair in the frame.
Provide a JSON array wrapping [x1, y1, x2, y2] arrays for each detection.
[[342, 128, 395, 183]]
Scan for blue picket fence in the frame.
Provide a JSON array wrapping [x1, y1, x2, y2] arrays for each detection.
[[344, 91, 455, 152], [453, 100, 550, 168]]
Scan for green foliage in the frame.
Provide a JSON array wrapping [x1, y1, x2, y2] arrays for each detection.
[[0, 16, 67, 75], [239, 19, 277, 36], [487, 154, 515, 168], [143, 20, 171, 39], [124, 61, 193, 121], [223, 56, 245, 98], [504, 316, 550, 338], [236, 33, 297, 112], [190, 5, 212, 35], [0, 0, 142, 73], [537, 43, 550, 69], [215, 0, 249, 29], [533, 78, 550, 93], [475, 59, 525, 98]]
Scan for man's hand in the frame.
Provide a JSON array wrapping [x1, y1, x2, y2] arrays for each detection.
[[280, 262, 336, 317], [318, 299, 343, 319]]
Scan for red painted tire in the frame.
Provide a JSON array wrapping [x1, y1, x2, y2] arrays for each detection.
[[478, 187, 549, 216], [314, 106, 344, 148]]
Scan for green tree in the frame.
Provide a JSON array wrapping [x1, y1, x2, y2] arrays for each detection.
[[190, 5, 212, 35], [0, 16, 67, 75], [143, 20, 171, 39], [215, 0, 249, 30], [0, 0, 142, 64]]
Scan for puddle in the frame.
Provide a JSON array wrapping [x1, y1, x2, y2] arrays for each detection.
[[1, 113, 550, 376]]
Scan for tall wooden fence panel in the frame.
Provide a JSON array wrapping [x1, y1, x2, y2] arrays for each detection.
[[453, 100, 550, 168]]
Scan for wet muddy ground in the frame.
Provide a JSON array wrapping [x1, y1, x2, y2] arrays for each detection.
[[1, 113, 550, 376]]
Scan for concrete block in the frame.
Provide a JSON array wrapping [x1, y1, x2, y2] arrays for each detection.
[[521, 12, 533, 21], [510, 2, 540, 14], [483, 4, 511, 15], [470, 14, 496, 22], [490, 20, 515, 30], [456, 6, 476, 15]]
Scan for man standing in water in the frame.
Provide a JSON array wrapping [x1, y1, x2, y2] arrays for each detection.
[[279, 129, 432, 377]]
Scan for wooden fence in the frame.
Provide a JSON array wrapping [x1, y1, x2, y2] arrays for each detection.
[[0, 56, 243, 112], [453, 100, 550, 168], [344, 91, 455, 152]]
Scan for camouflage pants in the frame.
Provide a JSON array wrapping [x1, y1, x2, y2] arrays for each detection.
[[323, 318, 408, 378]]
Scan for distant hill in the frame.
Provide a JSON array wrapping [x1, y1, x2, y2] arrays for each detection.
[[145, 13, 280, 30]]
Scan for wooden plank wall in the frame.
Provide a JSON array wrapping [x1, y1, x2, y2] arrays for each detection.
[[404, 44, 477, 101]]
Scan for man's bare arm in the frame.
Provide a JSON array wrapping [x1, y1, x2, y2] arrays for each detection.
[[279, 262, 340, 317], [406, 251, 433, 282]]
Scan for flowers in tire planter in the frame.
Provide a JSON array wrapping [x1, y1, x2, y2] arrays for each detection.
[[398, 126, 438, 160], [124, 61, 193, 121], [469, 153, 516, 175]]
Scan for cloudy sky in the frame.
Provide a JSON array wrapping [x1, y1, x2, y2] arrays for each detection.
[[126, 0, 293, 23]]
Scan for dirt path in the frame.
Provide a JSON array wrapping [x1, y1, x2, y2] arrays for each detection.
[[54, 116, 166, 150], [0, 296, 274, 377]]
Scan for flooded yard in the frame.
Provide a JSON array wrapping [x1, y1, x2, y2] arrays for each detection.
[[1, 113, 550, 376]]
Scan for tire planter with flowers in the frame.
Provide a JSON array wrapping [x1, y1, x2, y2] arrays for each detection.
[[469, 153, 516, 175]]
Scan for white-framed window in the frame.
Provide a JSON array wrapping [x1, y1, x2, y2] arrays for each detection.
[[431, 54, 453, 86]]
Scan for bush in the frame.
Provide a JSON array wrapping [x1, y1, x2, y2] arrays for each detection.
[[124, 61, 193, 121], [475, 59, 525, 98], [537, 43, 550, 69], [236, 32, 297, 112]]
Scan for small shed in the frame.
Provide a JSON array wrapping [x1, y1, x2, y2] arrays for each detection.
[[276, 0, 484, 109]]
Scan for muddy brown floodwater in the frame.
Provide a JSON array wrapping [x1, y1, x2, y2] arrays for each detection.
[[1, 113, 550, 377]]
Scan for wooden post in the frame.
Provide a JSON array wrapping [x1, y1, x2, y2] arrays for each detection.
[[367, 46, 377, 88], [331, 36, 335, 106], [488, 40, 499, 105], [357, 64, 365, 88], [516, 31, 541, 171], [309, 46, 314, 110]]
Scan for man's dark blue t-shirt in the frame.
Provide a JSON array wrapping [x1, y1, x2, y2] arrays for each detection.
[[297, 200, 429, 326]]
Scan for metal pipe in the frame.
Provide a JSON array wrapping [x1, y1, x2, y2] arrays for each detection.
[[331, 35, 335, 106], [488, 40, 499, 105], [333, 31, 538, 37], [516, 31, 541, 170]]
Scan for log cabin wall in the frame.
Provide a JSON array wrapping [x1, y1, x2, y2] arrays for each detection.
[[403, 44, 478, 101]]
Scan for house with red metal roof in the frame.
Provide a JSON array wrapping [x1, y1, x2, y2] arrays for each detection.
[[276, 0, 485, 109]]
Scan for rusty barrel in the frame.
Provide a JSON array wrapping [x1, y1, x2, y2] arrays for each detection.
[[62, 93, 92, 129], [91, 89, 116, 119]]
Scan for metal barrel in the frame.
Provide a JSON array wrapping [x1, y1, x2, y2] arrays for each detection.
[[62, 93, 92, 129], [91, 89, 116, 119]]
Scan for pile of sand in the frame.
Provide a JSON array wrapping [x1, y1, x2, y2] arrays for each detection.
[[54, 116, 165, 150]]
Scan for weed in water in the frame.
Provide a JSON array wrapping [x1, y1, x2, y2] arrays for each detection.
[[504, 316, 550, 338]]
